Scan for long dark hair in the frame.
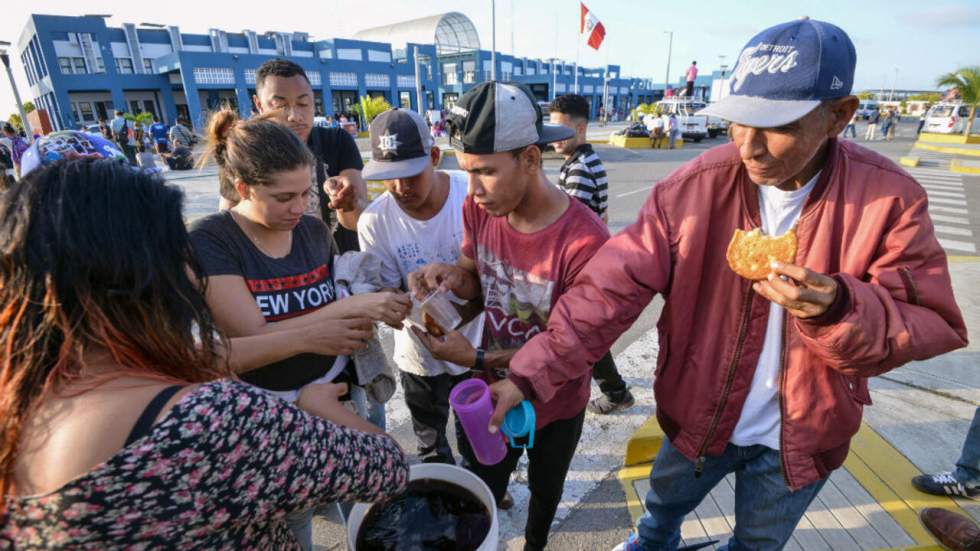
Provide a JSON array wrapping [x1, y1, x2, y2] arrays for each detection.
[[0, 160, 229, 499]]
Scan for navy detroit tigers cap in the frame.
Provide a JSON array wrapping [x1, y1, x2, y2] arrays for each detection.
[[698, 17, 857, 128], [361, 108, 434, 181]]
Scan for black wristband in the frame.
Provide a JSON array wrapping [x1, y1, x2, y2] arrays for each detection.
[[474, 348, 485, 371]]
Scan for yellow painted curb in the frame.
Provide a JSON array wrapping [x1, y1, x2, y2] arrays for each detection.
[[948, 255, 980, 263], [900, 156, 920, 168], [625, 416, 665, 466], [609, 134, 653, 149], [845, 423, 970, 546], [951, 159, 980, 175], [617, 464, 652, 524], [914, 142, 980, 157], [617, 418, 970, 547], [918, 132, 980, 145]]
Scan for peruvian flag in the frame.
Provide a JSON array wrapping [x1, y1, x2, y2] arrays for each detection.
[[580, 3, 606, 50]]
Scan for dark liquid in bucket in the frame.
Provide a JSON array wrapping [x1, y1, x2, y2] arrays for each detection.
[[355, 478, 491, 551]]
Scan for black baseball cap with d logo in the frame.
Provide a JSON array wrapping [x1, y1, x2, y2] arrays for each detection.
[[362, 108, 434, 181], [447, 81, 575, 154]]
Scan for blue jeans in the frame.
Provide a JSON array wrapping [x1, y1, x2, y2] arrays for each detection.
[[286, 389, 383, 549], [285, 508, 313, 551], [636, 439, 826, 551], [350, 385, 386, 431], [954, 407, 980, 487]]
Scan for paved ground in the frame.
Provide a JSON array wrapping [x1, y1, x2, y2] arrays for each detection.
[[163, 119, 980, 550]]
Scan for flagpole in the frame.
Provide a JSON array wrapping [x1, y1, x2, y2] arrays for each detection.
[[552, 13, 559, 101], [491, 0, 497, 81]]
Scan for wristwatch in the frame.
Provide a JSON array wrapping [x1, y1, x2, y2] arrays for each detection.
[[473, 348, 486, 372]]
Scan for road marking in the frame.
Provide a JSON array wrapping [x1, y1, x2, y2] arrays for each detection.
[[925, 190, 967, 198], [923, 184, 965, 193], [912, 170, 958, 175], [912, 175, 960, 181], [929, 197, 969, 207], [919, 182, 964, 189], [938, 238, 978, 253], [922, 182, 964, 189], [916, 176, 964, 183], [930, 213, 971, 224], [617, 184, 657, 198], [934, 225, 974, 237], [931, 205, 970, 214], [914, 173, 963, 179]]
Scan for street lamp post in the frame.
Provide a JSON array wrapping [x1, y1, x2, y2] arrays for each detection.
[[663, 31, 674, 97], [890, 66, 899, 103], [0, 41, 34, 142], [414, 47, 425, 115]]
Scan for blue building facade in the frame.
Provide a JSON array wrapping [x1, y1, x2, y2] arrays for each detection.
[[17, 13, 677, 132]]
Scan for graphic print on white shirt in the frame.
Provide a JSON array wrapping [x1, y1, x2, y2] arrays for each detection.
[[357, 170, 484, 377], [729, 173, 819, 450]]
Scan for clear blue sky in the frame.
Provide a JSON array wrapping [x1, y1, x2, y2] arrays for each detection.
[[2, 0, 979, 119]]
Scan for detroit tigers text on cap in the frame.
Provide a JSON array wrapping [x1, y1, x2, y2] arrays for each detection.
[[446, 81, 575, 154], [698, 17, 857, 128], [361, 108, 434, 181]]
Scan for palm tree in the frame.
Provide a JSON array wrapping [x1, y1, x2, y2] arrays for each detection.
[[936, 66, 980, 137]]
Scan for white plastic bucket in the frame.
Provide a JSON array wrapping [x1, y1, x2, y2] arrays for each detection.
[[345, 463, 499, 550]]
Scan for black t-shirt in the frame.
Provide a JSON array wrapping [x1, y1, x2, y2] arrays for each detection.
[[307, 127, 364, 254], [189, 211, 338, 391]]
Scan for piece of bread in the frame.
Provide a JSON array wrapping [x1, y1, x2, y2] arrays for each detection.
[[726, 227, 798, 280], [422, 312, 446, 337]]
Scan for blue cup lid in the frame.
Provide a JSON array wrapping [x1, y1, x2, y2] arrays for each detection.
[[501, 401, 535, 449]]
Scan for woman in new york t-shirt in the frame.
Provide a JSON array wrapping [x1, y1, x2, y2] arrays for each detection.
[[188, 110, 411, 409]]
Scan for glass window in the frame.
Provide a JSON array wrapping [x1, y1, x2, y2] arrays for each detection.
[[143, 59, 154, 73], [367, 50, 391, 63], [364, 73, 389, 88], [79, 102, 94, 122], [192, 67, 235, 85], [399, 91, 412, 109], [328, 72, 357, 87], [116, 58, 134, 74], [73, 58, 87, 74], [337, 48, 363, 61], [397, 75, 416, 88], [59, 57, 73, 74]]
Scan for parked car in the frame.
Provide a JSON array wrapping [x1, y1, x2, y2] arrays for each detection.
[[856, 100, 880, 120], [655, 98, 709, 142], [922, 103, 980, 135]]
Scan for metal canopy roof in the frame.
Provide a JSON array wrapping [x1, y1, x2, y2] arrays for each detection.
[[353, 12, 480, 56]]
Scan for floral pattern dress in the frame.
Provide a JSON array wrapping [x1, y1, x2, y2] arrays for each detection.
[[1, 380, 408, 549]]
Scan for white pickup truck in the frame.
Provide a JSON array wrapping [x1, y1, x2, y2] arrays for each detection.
[[656, 98, 710, 142]]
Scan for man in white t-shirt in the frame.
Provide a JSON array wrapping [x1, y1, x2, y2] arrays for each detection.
[[358, 108, 485, 465]]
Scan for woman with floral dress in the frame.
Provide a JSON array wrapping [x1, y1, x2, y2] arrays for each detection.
[[0, 159, 408, 549]]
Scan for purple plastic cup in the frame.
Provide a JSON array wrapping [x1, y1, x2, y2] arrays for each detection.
[[450, 379, 508, 466]]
